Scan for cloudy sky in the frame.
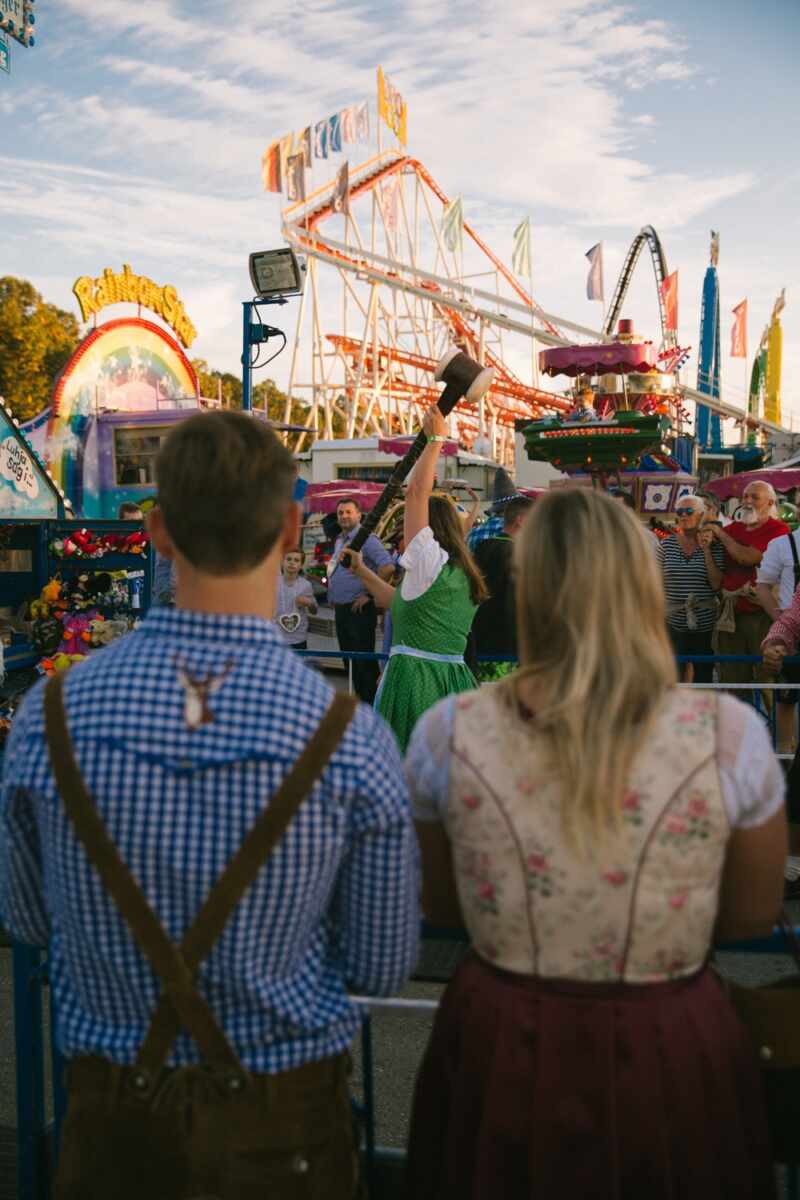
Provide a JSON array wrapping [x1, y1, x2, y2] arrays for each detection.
[[1, 0, 798, 429]]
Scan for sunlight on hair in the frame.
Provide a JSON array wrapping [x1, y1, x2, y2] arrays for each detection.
[[507, 488, 677, 856]]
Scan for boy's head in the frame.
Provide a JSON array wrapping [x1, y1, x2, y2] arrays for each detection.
[[282, 548, 304, 575], [118, 502, 144, 520], [151, 411, 296, 575]]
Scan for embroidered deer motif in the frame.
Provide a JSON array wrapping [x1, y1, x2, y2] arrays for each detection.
[[175, 657, 235, 729]]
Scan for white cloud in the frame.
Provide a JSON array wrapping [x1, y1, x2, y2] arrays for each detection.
[[632, 114, 657, 126]]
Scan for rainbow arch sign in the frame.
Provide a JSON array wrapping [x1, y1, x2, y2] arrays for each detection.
[[46, 317, 198, 513]]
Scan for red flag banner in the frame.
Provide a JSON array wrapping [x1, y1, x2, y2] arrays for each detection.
[[730, 299, 748, 358], [659, 271, 678, 331], [261, 142, 281, 193]]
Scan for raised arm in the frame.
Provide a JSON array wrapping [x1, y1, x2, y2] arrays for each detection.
[[405, 406, 446, 547], [713, 525, 762, 567]]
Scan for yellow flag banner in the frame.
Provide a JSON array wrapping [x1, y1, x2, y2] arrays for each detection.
[[377, 66, 408, 146], [765, 315, 782, 426]]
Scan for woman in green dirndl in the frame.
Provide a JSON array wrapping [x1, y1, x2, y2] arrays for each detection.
[[348, 406, 488, 751]]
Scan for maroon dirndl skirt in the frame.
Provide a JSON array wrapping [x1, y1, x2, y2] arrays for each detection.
[[406, 951, 776, 1200]]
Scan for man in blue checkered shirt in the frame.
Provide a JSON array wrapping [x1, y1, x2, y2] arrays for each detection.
[[0, 412, 419, 1198]]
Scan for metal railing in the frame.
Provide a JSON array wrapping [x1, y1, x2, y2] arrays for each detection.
[[10, 928, 800, 1200]]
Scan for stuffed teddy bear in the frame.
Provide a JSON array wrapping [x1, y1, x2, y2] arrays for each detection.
[[57, 612, 97, 657]]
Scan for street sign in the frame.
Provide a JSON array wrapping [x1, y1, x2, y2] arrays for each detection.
[[0, 33, 9, 73], [0, 0, 34, 48]]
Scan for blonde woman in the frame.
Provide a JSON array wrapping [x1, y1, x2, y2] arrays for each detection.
[[404, 488, 785, 1200]]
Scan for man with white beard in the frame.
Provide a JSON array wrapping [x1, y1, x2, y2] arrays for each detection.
[[709, 481, 789, 701]]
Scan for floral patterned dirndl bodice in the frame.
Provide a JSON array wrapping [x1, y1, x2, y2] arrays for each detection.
[[445, 687, 727, 983]]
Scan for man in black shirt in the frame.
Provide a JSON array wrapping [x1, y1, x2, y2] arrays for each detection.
[[471, 495, 533, 681]]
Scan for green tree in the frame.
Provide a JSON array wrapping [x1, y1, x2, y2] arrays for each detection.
[[0, 277, 80, 421], [190, 358, 243, 407]]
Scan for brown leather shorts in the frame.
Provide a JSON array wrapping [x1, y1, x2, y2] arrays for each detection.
[[54, 1052, 360, 1200]]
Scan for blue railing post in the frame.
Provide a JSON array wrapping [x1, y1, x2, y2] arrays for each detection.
[[13, 943, 47, 1200]]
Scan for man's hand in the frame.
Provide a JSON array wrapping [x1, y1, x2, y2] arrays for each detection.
[[295, 595, 314, 609], [697, 528, 714, 550], [762, 640, 788, 673], [351, 594, 371, 613]]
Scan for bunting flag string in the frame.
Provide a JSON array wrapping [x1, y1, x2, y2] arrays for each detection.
[[314, 119, 329, 159], [512, 218, 531, 278], [278, 133, 294, 183], [355, 100, 370, 143], [442, 197, 463, 254], [730, 299, 748, 358], [286, 152, 306, 202], [341, 106, 357, 143], [327, 112, 343, 154], [296, 126, 312, 169]]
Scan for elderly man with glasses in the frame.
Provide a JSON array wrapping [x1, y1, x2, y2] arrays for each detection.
[[659, 495, 725, 682]]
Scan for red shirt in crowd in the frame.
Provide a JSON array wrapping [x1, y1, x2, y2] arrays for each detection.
[[721, 517, 790, 612]]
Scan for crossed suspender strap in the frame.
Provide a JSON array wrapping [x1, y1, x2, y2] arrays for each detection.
[[787, 532, 800, 591], [44, 672, 357, 1088]]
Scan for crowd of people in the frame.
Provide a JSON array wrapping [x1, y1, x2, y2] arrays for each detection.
[[0, 407, 793, 1198]]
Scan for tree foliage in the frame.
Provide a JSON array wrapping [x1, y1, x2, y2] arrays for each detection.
[[0, 277, 81, 421]]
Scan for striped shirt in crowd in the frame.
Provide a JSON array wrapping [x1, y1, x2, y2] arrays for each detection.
[[659, 534, 724, 632]]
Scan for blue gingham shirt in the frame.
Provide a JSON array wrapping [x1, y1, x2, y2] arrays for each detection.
[[0, 609, 419, 1073], [466, 514, 505, 551]]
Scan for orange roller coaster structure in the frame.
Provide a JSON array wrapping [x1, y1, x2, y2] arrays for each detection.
[[280, 150, 601, 461]]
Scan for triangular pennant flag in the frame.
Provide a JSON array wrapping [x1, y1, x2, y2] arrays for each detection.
[[659, 270, 678, 331], [585, 243, 604, 302], [332, 161, 350, 215], [341, 106, 357, 143], [355, 101, 370, 143], [512, 218, 531, 277], [314, 120, 329, 159], [260, 142, 281, 193], [286, 152, 306, 202], [327, 112, 342, 154], [730, 299, 748, 358], [442, 197, 463, 254]]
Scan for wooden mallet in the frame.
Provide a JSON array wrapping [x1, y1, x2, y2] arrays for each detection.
[[340, 349, 494, 561]]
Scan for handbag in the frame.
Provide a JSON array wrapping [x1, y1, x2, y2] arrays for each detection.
[[720, 910, 800, 1164]]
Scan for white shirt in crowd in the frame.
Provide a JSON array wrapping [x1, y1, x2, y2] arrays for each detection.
[[756, 529, 800, 611], [275, 574, 316, 645]]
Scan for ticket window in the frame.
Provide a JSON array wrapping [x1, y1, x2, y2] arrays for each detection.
[[114, 427, 170, 486]]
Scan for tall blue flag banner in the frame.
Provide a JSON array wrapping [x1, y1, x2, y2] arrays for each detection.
[[314, 120, 329, 159], [327, 112, 343, 154], [585, 243, 604, 302]]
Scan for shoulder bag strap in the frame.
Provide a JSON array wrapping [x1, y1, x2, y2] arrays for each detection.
[[787, 532, 800, 591]]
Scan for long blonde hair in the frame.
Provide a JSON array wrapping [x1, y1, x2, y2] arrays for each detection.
[[507, 487, 676, 854]]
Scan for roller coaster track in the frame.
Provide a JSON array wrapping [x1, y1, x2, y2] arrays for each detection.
[[602, 225, 676, 349]]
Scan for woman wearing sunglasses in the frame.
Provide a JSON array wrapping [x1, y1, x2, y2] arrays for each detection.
[[660, 495, 725, 682]]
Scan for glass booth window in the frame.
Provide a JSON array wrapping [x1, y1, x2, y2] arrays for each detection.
[[114, 427, 171, 486]]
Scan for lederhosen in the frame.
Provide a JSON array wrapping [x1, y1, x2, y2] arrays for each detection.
[[43, 673, 361, 1200]]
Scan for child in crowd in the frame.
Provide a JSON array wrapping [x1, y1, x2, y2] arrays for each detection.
[[275, 547, 317, 650]]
